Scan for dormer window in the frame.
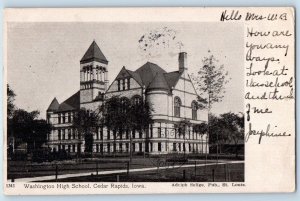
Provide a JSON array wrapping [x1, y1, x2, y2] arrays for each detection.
[[117, 80, 120, 91], [122, 79, 126, 90], [127, 78, 130, 89]]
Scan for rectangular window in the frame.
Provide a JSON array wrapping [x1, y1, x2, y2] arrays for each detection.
[[68, 112, 71, 122], [126, 143, 129, 152], [127, 78, 130, 90], [58, 114, 61, 124], [126, 130, 129, 139], [122, 79, 126, 90], [165, 128, 167, 138], [107, 144, 110, 153], [117, 80, 120, 91], [113, 130, 116, 140], [62, 129, 65, 140], [72, 129, 76, 139], [68, 129, 71, 139], [119, 129, 123, 140], [113, 143, 116, 152], [139, 143, 142, 152], [139, 131, 142, 139], [132, 143, 135, 152], [100, 144, 103, 153], [68, 145, 71, 152], [132, 130, 135, 139], [158, 143, 161, 152], [150, 124, 153, 138], [119, 143, 123, 152], [58, 130, 61, 140], [107, 129, 110, 140], [158, 127, 161, 138], [100, 127, 103, 140], [72, 144, 75, 152], [63, 114, 66, 123], [173, 143, 176, 151], [150, 142, 153, 152], [96, 144, 99, 152]]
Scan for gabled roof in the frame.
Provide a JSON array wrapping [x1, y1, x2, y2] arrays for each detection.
[[57, 91, 80, 112], [80, 41, 108, 64], [47, 98, 59, 111], [126, 70, 143, 86]]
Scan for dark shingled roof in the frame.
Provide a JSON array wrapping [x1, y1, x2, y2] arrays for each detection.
[[135, 62, 167, 87], [121, 62, 183, 92], [57, 91, 80, 112], [126, 69, 143, 86], [164, 71, 181, 88], [148, 72, 170, 92], [47, 98, 59, 111], [80, 41, 108, 64]]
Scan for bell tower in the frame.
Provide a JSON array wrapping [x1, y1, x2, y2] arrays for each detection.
[[80, 41, 109, 106]]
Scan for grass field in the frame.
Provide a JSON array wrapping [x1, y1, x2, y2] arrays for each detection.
[[8, 156, 244, 182], [43, 163, 244, 182]]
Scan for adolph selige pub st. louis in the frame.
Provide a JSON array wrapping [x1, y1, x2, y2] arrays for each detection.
[[46, 40, 208, 155]]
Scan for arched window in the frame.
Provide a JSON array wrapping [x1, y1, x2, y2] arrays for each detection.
[[132, 95, 142, 105], [191, 101, 198, 120], [174, 97, 181, 117]]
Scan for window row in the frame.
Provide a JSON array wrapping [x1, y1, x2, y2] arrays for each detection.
[[174, 97, 198, 120], [57, 128, 76, 140], [56, 142, 204, 153], [81, 66, 106, 82], [58, 112, 73, 124], [93, 126, 205, 140], [117, 78, 131, 91]]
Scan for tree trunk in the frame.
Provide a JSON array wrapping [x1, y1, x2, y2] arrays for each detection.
[[130, 130, 133, 163]]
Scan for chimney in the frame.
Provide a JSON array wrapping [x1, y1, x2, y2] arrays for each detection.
[[178, 52, 187, 73]]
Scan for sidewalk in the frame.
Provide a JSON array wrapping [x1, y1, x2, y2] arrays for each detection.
[[13, 160, 244, 182]]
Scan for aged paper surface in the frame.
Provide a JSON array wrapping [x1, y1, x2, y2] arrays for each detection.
[[3, 7, 295, 194]]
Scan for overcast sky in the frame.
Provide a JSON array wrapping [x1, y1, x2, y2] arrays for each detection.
[[7, 22, 244, 118]]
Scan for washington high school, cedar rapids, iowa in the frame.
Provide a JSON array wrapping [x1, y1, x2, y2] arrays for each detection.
[[46, 41, 208, 155]]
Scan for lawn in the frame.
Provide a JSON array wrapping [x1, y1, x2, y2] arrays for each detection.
[[43, 163, 244, 182], [8, 156, 243, 182]]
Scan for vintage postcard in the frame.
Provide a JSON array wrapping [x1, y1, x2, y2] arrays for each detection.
[[3, 7, 295, 194]]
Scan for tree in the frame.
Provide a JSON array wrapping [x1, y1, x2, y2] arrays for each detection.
[[192, 53, 230, 161], [220, 112, 244, 158], [10, 109, 52, 153], [193, 122, 208, 154], [72, 108, 100, 155], [208, 112, 244, 158], [177, 119, 191, 158], [7, 84, 16, 119], [101, 96, 153, 161]]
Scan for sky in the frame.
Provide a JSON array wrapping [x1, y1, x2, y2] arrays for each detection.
[[7, 22, 244, 118]]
